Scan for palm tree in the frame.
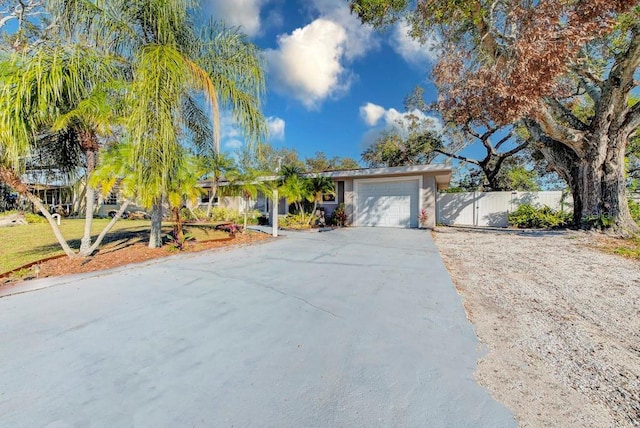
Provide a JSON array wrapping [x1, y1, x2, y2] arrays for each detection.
[[222, 168, 271, 233], [306, 176, 335, 225], [15, 1, 267, 249], [113, 3, 266, 248], [279, 174, 312, 223], [165, 152, 206, 244], [0, 43, 126, 257], [201, 152, 237, 218]]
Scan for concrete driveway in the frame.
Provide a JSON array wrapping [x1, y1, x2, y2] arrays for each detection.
[[0, 228, 514, 427]]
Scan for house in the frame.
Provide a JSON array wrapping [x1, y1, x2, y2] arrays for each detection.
[[199, 164, 452, 229], [302, 164, 451, 228]]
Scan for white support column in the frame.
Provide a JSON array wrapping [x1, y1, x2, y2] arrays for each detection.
[[272, 188, 278, 237]]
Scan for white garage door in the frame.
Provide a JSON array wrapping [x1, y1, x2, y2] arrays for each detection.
[[356, 179, 419, 228]]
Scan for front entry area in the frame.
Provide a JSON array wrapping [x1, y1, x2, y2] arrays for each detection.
[[354, 178, 420, 228]]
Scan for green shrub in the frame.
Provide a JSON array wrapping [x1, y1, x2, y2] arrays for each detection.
[[209, 206, 241, 223], [25, 212, 47, 223], [508, 204, 572, 229], [279, 213, 314, 229], [208, 206, 262, 225], [243, 209, 263, 225], [179, 207, 207, 221], [329, 203, 348, 226], [0, 210, 47, 224], [581, 214, 615, 230]]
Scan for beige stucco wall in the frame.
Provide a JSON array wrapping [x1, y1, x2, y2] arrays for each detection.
[[421, 174, 437, 229], [343, 179, 354, 225]]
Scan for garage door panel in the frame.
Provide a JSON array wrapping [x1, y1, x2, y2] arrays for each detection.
[[356, 180, 418, 228]]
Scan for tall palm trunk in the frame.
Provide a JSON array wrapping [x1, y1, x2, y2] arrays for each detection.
[[149, 197, 164, 248], [79, 134, 99, 255]]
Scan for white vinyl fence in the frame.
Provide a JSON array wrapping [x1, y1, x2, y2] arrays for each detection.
[[436, 191, 572, 227]]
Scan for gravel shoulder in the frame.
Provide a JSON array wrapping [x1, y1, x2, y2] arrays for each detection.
[[433, 227, 640, 427]]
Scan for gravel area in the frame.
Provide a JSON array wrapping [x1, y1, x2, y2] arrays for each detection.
[[433, 227, 640, 427]]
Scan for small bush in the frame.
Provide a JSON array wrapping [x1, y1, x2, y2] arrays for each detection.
[[508, 204, 572, 229], [279, 213, 314, 229], [329, 203, 348, 227], [0, 210, 47, 224], [190, 207, 208, 220], [210, 207, 243, 223], [243, 209, 263, 225], [581, 214, 615, 230], [25, 212, 47, 223], [164, 230, 194, 251]]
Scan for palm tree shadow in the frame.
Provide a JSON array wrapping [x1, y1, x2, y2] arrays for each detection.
[[23, 229, 152, 257]]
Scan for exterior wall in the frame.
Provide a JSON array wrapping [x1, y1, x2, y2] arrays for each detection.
[[344, 179, 354, 225], [421, 174, 437, 229]]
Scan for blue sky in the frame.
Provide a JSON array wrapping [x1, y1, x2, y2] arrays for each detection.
[[204, 0, 442, 164]]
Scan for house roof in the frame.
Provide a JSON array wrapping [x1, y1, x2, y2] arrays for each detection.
[[202, 163, 453, 190], [304, 164, 453, 189]]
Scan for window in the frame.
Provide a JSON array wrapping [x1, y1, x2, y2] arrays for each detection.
[[200, 191, 218, 205], [322, 193, 336, 203], [106, 187, 118, 205]]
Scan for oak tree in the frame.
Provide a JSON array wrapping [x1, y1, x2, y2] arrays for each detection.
[[350, 0, 640, 234]]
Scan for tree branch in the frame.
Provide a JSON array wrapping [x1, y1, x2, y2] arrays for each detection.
[[494, 131, 513, 151], [597, 25, 640, 128], [621, 101, 640, 137], [499, 139, 529, 159], [545, 97, 589, 132], [536, 104, 587, 155], [434, 149, 480, 166]]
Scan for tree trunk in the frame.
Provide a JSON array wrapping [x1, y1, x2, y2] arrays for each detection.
[[206, 181, 217, 218], [243, 196, 248, 233], [79, 148, 97, 254], [533, 127, 638, 235], [172, 206, 184, 242], [85, 200, 131, 255], [575, 135, 638, 234], [149, 197, 164, 248], [73, 183, 86, 217], [0, 166, 76, 257]]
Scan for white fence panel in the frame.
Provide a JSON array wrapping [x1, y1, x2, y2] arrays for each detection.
[[437, 191, 572, 227], [476, 192, 513, 226], [436, 192, 475, 226], [510, 191, 569, 211]]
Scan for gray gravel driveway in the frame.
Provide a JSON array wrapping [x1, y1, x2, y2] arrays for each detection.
[[0, 228, 514, 427]]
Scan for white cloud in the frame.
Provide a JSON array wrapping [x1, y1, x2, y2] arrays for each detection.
[[360, 103, 386, 126], [391, 20, 440, 68], [225, 139, 244, 150], [359, 102, 443, 132], [265, 19, 349, 109], [308, 0, 379, 60], [220, 112, 241, 140], [267, 116, 285, 141], [204, 0, 268, 37]]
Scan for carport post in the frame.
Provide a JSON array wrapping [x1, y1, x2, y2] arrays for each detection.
[[272, 188, 278, 237]]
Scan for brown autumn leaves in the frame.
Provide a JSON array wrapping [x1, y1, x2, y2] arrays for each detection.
[[426, 0, 637, 125]]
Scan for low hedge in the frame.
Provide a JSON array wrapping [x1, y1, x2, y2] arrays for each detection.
[[508, 204, 572, 229]]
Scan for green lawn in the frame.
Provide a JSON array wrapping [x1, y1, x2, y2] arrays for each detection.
[[0, 219, 228, 274]]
